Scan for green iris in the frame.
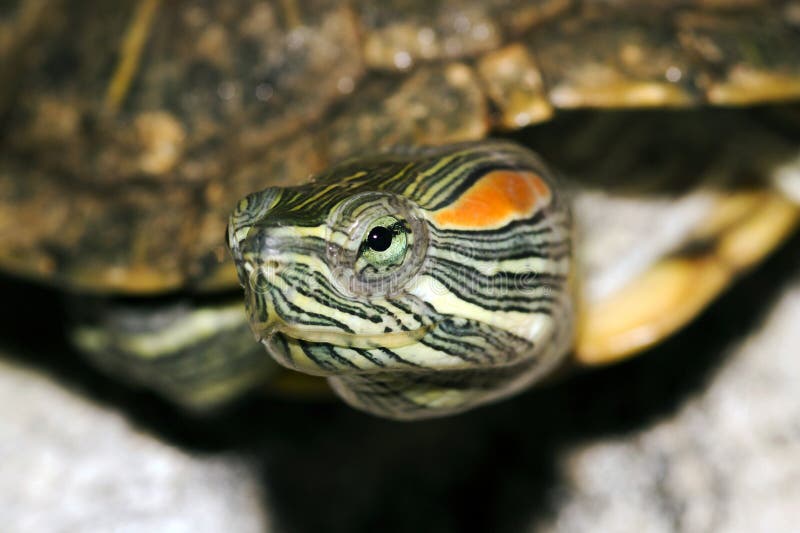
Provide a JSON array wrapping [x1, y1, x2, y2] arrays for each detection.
[[359, 216, 409, 269]]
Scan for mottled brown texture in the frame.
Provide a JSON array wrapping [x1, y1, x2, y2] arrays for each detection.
[[678, 11, 800, 104], [320, 63, 489, 162], [6, 0, 362, 186], [477, 44, 554, 128], [357, 0, 571, 69], [530, 16, 698, 109]]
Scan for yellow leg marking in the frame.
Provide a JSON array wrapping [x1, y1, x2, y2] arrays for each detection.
[[181, 371, 277, 411], [576, 192, 800, 365], [104, 0, 161, 112], [716, 194, 800, 270]]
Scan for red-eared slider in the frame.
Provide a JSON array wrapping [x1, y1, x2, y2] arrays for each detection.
[[1, 1, 799, 418]]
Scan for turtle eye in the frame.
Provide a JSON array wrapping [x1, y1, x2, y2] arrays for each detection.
[[357, 216, 409, 271], [326, 191, 427, 296]]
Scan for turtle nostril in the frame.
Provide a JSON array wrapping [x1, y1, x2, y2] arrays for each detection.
[[264, 259, 282, 274], [247, 258, 287, 294]]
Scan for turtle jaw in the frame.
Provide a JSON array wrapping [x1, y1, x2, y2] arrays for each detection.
[[272, 323, 432, 350], [257, 323, 437, 377]]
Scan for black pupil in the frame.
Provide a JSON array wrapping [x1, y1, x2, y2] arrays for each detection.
[[367, 226, 393, 252]]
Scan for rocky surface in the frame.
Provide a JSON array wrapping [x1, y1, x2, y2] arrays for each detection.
[[0, 359, 269, 533], [535, 268, 800, 533]]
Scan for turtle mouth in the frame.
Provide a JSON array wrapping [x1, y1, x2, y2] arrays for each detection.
[[272, 324, 433, 349]]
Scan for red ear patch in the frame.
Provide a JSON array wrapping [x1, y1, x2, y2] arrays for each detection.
[[432, 170, 552, 229]]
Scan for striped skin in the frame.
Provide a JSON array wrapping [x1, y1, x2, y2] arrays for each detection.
[[228, 141, 574, 419], [71, 298, 277, 409]]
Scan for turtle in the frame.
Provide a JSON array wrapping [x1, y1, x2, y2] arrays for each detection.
[[0, 0, 799, 418]]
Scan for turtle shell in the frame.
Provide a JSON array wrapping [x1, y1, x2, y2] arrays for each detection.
[[1, 0, 799, 294]]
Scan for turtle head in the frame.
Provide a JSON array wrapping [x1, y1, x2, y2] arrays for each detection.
[[228, 185, 433, 356], [227, 141, 574, 419]]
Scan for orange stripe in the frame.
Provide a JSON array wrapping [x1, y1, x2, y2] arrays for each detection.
[[432, 170, 551, 229]]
